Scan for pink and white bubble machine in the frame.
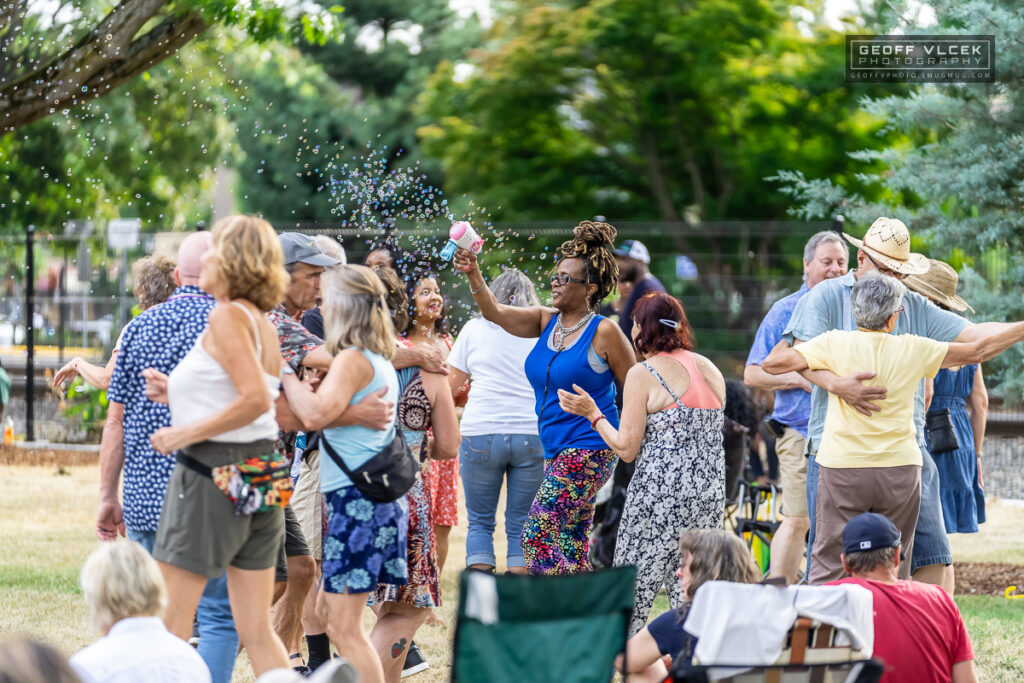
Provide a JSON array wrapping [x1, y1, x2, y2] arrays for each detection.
[[439, 221, 484, 261]]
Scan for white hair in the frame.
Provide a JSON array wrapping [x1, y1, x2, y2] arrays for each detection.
[[312, 235, 347, 266], [851, 272, 907, 330], [80, 540, 167, 634]]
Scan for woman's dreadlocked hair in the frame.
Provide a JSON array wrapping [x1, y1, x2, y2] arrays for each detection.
[[556, 220, 619, 310]]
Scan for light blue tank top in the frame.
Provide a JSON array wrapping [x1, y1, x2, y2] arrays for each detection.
[[320, 349, 400, 492]]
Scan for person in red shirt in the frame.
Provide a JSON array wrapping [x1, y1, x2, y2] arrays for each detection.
[[829, 513, 976, 683]]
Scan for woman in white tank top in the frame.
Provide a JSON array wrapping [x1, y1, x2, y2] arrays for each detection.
[[145, 215, 293, 678]]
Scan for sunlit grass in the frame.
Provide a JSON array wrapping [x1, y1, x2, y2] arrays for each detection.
[[1, 463, 1021, 682]]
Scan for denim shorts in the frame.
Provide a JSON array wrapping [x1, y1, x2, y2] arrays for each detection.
[[910, 446, 952, 571]]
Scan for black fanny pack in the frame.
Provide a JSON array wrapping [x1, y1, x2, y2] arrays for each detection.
[[925, 408, 960, 454], [315, 429, 418, 503]]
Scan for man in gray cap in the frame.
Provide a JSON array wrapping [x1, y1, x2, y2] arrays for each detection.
[[613, 239, 664, 341]]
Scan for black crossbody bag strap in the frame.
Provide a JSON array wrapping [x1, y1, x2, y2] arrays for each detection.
[[318, 431, 361, 482], [176, 452, 213, 478]]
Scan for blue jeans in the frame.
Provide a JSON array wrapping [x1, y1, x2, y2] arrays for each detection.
[[804, 444, 951, 577], [128, 529, 239, 683], [459, 433, 545, 568]]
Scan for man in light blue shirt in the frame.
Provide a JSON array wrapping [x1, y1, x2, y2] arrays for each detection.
[[783, 217, 1018, 594], [745, 230, 848, 584]]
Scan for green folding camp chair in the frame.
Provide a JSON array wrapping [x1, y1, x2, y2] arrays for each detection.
[[451, 566, 637, 683]]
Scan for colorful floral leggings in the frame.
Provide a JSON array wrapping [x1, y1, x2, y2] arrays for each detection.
[[522, 447, 617, 575]]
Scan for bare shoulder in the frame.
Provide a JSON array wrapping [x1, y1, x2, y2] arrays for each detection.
[[693, 353, 726, 397]]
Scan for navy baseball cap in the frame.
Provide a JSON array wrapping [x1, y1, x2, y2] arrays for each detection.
[[279, 232, 341, 267], [613, 239, 650, 264], [843, 512, 902, 555]]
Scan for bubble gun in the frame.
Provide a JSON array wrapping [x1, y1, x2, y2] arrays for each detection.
[[439, 221, 484, 261]]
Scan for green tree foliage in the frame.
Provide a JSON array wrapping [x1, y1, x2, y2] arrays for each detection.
[[774, 0, 1024, 401], [229, 0, 482, 222], [418, 0, 885, 227], [1, 40, 233, 231], [416, 0, 889, 350]]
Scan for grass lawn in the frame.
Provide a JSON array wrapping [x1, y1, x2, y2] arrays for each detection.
[[2, 463, 1022, 681]]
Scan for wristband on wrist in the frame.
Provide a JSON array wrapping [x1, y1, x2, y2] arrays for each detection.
[[471, 280, 487, 295], [591, 414, 606, 430]]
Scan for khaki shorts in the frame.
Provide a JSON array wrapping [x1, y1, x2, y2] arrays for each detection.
[[154, 439, 284, 578], [776, 428, 808, 518], [291, 448, 323, 561], [809, 464, 921, 584]]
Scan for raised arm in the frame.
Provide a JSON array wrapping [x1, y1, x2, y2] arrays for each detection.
[[453, 248, 554, 338], [942, 321, 1024, 368]]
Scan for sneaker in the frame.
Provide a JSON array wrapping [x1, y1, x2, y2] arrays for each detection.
[[293, 665, 313, 677], [401, 643, 429, 678]]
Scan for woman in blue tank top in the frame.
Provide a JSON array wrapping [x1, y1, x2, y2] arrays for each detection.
[[454, 221, 635, 574]]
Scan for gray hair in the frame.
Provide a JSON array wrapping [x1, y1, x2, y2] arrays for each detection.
[[803, 231, 848, 263], [80, 540, 167, 633], [313, 235, 347, 266], [488, 268, 539, 308], [851, 272, 907, 330]]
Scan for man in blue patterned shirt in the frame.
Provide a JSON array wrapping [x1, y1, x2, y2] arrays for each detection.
[[744, 231, 848, 584], [101, 231, 238, 683]]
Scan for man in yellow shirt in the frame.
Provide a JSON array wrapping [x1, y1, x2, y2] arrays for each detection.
[[764, 272, 1024, 583]]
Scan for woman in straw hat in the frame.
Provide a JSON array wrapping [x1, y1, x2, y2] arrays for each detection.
[[905, 259, 987, 535]]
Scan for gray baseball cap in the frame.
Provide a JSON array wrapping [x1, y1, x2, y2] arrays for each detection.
[[279, 232, 342, 267]]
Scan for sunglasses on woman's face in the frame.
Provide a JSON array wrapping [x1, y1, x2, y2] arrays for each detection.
[[550, 274, 587, 287]]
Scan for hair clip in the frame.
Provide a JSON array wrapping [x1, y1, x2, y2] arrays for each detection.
[[659, 318, 680, 329]]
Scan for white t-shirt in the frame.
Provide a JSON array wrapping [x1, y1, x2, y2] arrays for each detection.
[[448, 317, 539, 437], [71, 616, 212, 683]]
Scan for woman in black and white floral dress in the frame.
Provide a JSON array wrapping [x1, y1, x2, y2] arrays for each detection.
[[559, 291, 726, 635]]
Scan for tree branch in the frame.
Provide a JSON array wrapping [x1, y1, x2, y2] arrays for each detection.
[[1, 6, 207, 133]]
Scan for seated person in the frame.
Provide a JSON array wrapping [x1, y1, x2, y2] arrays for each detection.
[[764, 272, 1024, 583], [829, 513, 976, 683], [616, 529, 761, 683], [0, 637, 81, 683], [71, 540, 212, 683]]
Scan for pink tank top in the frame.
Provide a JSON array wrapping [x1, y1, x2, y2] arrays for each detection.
[[656, 349, 722, 410]]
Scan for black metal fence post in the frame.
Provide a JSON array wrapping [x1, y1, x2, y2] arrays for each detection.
[[25, 224, 35, 443]]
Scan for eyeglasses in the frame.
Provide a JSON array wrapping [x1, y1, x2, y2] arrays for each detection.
[[894, 306, 905, 316], [550, 274, 587, 287], [864, 251, 908, 281]]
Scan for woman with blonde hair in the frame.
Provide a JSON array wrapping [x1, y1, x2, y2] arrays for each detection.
[[616, 529, 761, 682], [282, 264, 409, 683], [146, 215, 292, 676]]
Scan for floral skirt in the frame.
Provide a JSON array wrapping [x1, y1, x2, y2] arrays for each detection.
[[425, 456, 460, 526], [321, 485, 409, 595], [371, 477, 441, 607]]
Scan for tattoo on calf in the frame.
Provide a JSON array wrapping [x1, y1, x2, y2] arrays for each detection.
[[391, 637, 408, 659]]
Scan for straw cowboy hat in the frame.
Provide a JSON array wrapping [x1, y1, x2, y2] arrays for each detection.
[[843, 217, 930, 276], [904, 259, 975, 313]]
